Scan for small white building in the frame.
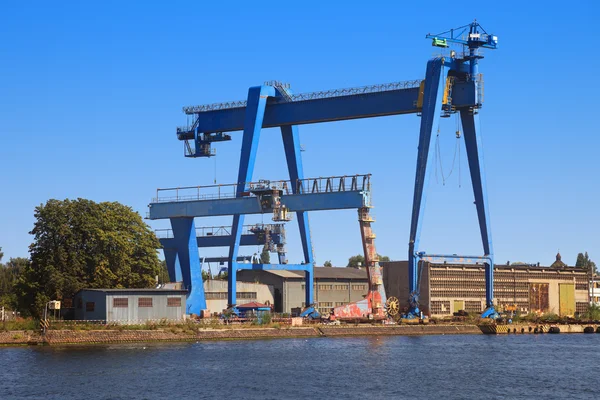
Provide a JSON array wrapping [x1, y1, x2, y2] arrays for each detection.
[[73, 289, 187, 324]]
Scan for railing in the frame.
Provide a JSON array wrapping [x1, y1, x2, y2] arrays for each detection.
[[182, 80, 423, 114], [151, 174, 371, 203], [155, 224, 283, 239]]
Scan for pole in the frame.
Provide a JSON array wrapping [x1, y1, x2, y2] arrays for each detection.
[[591, 263, 595, 305]]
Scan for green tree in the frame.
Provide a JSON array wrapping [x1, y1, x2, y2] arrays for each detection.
[[202, 270, 211, 281], [347, 254, 390, 268], [347, 255, 364, 268], [16, 198, 162, 316], [576, 252, 597, 274], [157, 260, 170, 284], [324, 260, 332, 267], [260, 245, 270, 264], [0, 257, 29, 309], [0, 247, 3, 263]]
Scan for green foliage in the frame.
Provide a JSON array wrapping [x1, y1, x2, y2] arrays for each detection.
[[347, 254, 389, 268], [0, 247, 3, 263], [218, 271, 228, 280], [575, 252, 597, 274], [259, 245, 270, 264], [16, 198, 162, 317], [0, 318, 38, 332], [157, 260, 170, 284], [259, 312, 271, 325], [323, 260, 332, 267], [0, 257, 29, 310], [202, 270, 211, 282], [540, 312, 559, 322], [584, 304, 600, 320], [347, 255, 364, 268]]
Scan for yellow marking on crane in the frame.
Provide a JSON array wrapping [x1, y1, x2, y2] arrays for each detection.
[[442, 77, 454, 106]]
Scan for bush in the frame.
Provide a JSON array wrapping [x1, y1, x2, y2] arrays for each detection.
[[584, 304, 600, 320], [259, 312, 272, 325], [540, 312, 559, 322], [0, 318, 38, 332]]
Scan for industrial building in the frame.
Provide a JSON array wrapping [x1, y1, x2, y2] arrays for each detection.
[[203, 279, 274, 315], [237, 267, 369, 314], [73, 289, 187, 324], [383, 255, 590, 318]]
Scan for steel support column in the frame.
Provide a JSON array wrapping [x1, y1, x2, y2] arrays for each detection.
[[163, 247, 182, 283], [228, 85, 275, 307], [281, 124, 314, 306], [460, 110, 495, 309], [407, 58, 446, 316], [170, 217, 206, 314]]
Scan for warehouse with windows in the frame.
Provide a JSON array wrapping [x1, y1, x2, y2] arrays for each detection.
[[73, 289, 188, 324], [237, 267, 369, 314], [383, 254, 590, 318]]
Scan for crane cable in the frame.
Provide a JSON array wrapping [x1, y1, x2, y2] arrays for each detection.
[[434, 114, 462, 186]]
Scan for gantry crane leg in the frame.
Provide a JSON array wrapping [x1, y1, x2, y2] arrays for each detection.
[[460, 110, 496, 317], [170, 217, 206, 314], [163, 247, 182, 283], [281, 125, 315, 307], [227, 85, 275, 307], [407, 58, 445, 318], [227, 85, 315, 309]]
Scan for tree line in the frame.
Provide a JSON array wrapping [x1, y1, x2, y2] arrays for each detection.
[[1, 199, 162, 317], [1, 197, 597, 318]]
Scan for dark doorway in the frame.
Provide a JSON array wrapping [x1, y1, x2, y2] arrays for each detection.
[[274, 288, 283, 312]]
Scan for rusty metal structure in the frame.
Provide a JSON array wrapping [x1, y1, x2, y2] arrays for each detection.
[[330, 207, 396, 320]]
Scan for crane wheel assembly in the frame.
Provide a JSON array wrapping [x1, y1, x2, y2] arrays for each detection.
[[385, 297, 400, 317]]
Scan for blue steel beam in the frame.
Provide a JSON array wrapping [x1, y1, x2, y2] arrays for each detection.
[[228, 85, 275, 307], [281, 123, 314, 307], [418, 253, 492, 265], [202, 256, 252, 264], [178, 88, 421, 137], [170, 218, 206, 314], [149, 191, 369, 220], [460, 110, 495, 308], [234, 263, 311, 272], [407, 57, 446, 316], [163, 247, 182, 283], [160, 234, 259, 249]]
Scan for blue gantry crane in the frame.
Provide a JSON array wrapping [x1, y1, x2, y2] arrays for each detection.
[[150, 21, 499, 319]]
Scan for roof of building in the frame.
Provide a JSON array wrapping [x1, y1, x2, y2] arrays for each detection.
[[381, 260, 587, 273], [237, 301, 270, 309], [550, 252, 567, 268], [258, 267, 368, 280], [77, 288, 188, 294], [314, 267, 368, 279]]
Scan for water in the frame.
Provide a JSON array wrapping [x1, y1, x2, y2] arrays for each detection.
[[1, 334, 599, 400]]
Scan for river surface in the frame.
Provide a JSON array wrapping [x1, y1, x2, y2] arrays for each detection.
[[1, 334, 599, 399]]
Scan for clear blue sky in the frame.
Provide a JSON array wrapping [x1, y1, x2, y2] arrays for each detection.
[[1, 1, 598, 268]]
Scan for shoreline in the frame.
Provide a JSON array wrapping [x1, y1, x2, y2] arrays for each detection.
[[1, 323, 597, 346]]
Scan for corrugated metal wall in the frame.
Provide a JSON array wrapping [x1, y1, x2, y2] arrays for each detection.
[[74, 291, 107, 321], [105, 292, 186, 323]]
